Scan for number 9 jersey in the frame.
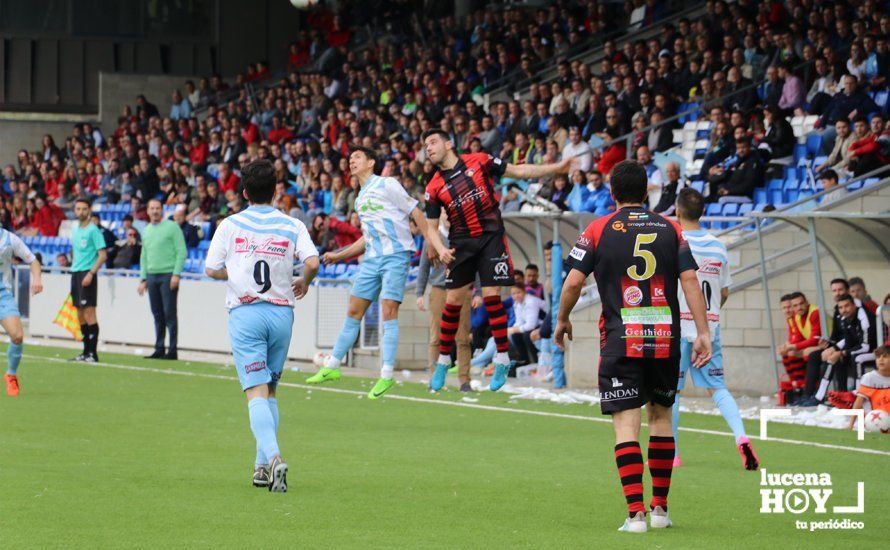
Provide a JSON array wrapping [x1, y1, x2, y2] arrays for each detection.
[[205, 205, 319, 309], [566, 206, 698, 359]]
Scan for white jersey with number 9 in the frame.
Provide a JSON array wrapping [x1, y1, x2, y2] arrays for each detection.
[[678, 229, 731, 341], [205, 205, 319, 309]]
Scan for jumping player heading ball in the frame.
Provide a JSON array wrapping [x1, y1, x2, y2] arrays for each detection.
[[421, 129, 576, 392]]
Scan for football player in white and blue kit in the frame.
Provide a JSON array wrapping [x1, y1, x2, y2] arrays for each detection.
[[306, 146, 429, 399], [205, 160, 319, 492], [0, 229, 43, 396], [672, 188, 759, 471]]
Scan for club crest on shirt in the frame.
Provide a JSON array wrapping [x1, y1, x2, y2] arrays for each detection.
[[611, 220, 626, 233]]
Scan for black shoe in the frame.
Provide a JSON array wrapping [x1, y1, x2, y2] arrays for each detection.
[[162, 352, 178, 361], [252, 466, 270, 488], [146, 350, 165, 359], [459, 382, 472, 392], [69, 354, 87, 362], [84, 353, 99, 363], [796, 396, 820, 407]]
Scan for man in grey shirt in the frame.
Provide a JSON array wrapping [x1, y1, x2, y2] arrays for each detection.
[[416, 229, 474, 392]]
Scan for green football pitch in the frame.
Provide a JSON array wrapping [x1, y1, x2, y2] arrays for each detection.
[[1, 344, 887, 548]]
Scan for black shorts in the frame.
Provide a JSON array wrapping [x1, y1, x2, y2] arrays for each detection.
[[445, 231, 515, 289], [71, 271, 98, 308], [598, 356, 680, 414]]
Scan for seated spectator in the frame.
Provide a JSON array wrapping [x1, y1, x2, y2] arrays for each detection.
[[818, 74, 879, 154], [814, 118, 855, 174], [707, 137, 764, 203], [777, 63, 805, 116], [757, 105, 795, 160], [647, 110, 675, 153], [56, 253, 70, 267], [805, 57, 838, 116], [636, 146, 663, 207], [699, 120, 735, 180], [538, 174, 572, 211], [28, 194, 65, 237], [847, 115, 887, 177], [818, 170, 847, 204], [560, 127, 592, 173], [847, 345, 890, 429], [169, 89, 191, 121], [581, 170, 615, 216], [652, 162, 683, 215], [848, 277, 879, 314], [173, 206, 200, 248], [524, 264, 544, 299], [500, 185, 522, 213], [508, 283, 547, 366], [594, 108, 627, 175], [777, 292, 823, 395], [113, 227, 141, 269], [328, 213, 362, 251]]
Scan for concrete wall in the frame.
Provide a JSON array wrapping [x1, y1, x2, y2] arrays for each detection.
[[0, 114, 98, 166]]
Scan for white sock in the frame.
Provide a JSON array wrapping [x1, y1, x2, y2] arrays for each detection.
[[380, 364, 394, 379], [324, 355, 342, 369], [437, 354, 452, 366], [495, 352, 510, 365]]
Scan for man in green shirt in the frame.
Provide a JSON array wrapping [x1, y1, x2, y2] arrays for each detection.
[[70, 199, 108, 362], [137, 199, 187, 360]]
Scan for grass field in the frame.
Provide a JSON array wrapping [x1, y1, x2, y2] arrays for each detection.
[[1, 343, 887, 548]]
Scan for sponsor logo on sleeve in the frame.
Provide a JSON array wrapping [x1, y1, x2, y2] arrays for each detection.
[[569, 247, 586, 261]]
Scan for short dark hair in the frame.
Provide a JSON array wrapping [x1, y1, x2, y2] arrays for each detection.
[[609, 160, 648, 204], [349, 146, 379, 173], [147, 198, 163, 207], [780, 293, 793, 302], [788, 291, 805, 301], [677, 188, 705, 221], [75, 197, 92, 208], [526, 264, 539, 271], [830, 278, 849, 289], [820, 169, 838, 182], [421, 129, 451, 142], [512, 283, 527, 292], [848, 276, 865, 288], [875, 344, 890, 358], [837, 293, 855, 305], [241, 159, 276, 203]]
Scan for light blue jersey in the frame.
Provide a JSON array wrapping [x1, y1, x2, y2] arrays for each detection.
[[354, 175, 418, 259], [0, 229, 35, 293], [677, 228, 731, 341]]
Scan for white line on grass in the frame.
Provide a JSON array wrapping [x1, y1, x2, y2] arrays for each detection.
[[31, 354, 890, 457]]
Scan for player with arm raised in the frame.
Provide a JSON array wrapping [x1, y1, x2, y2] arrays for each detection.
[[554, 160, 712, 533], [204, 159, 319, 492], [0, 229, 43, 396], [306, 146, 429, 399], [671, 188, 758, 471], [422, 128, 574, 392]]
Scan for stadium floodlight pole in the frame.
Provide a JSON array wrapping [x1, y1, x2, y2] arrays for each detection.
[[755, 220, 781, 394], [805, 217, 830, 347]]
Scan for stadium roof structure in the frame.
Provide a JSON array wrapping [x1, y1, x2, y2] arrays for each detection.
[[749, 210, 890, 379]]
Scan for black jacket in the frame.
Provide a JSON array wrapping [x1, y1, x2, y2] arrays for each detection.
[[762, 117, 796, 158], [708, 154, 764, 198]]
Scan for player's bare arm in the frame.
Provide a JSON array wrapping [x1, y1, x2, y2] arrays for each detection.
[[424, 215, 455, 265], [554, 268, 587, 350], [29, 259, 43, 295], [680, 269, 712, 367], [292, 255, 320, 300], [82, 249, 107, 287], [323, 237, 366, 265], [720, 287, 729, 307], [204, 267, 228, 280], [503, 156, 575, 180]]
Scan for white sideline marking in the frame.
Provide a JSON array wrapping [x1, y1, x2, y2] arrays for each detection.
[[760, 408, 792, 440], [831, 409, 865, 440], [29, 354, 890, 457]]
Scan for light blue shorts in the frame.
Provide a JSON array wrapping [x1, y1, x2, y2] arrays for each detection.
[[228, 302, 294, 391], [350, 251, 411, 303], [0, 290, 20, 321], [678, 332, 725, 390]]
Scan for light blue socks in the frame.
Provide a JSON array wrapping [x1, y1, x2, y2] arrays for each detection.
[[256, 397, 280, 466], [712, 388, 746, 442], [7, 342, 23, 375], [671, 397, 681, 448], [381, 320, 399, 377], [331, 317, 362, 363], [249, 398, 279, 466]]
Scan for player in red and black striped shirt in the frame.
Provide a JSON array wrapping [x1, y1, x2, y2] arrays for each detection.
[[554, 160, 712, 533], [422, 128, 574, 392]]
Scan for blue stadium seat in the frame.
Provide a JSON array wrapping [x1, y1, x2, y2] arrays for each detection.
[[721, 203, 739, 216], [874, 90, 888, 112], [690, 180, 705, 193], [805, 134, 822, 157], [738, 203, 754, 217], [705, 203, 723, 217], [767, 179, 784, 191], [863, 177, 879, 188], [198, 240, 210, 251], [769, 190, 784, 205], [793, 144, 808, 163], [848, 179, 864, 191], [753, 187, 768, 204]]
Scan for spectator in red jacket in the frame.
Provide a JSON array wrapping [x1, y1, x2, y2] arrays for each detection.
[[847, 115, 887, 176], [216, 163, 240, 195], [188, 135, 209, 168], [30, 194, 65, 236], [267, 116, 295, 144], [328, 213, 362, 250], [327, 15, 350, 48], [241, 120, 260, 145]]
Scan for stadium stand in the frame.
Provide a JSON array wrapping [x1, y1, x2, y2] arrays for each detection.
[[1, 0, 888, 269]]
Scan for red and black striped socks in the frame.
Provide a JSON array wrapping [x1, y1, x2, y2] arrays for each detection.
[[483, 295, 510, 354], [648, 435, 675, 511], [614, 441, 646, 517], [437, 302, 463, 360]]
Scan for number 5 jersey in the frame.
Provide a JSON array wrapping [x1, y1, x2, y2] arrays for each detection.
[[205, 205, 319, 309]]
